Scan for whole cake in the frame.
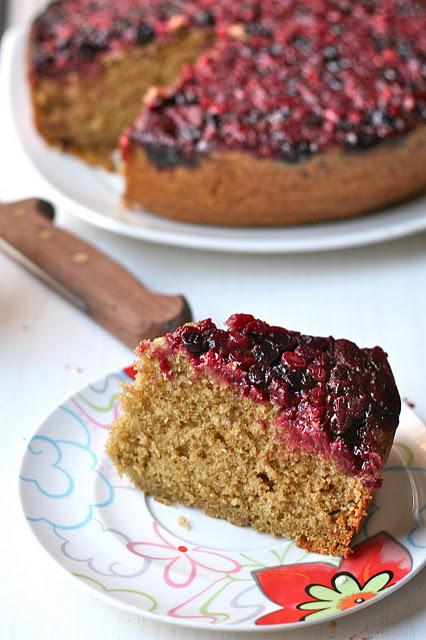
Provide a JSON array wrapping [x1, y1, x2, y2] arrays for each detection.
[[29, 1, 426, 226], [107, 314, 401, 557]]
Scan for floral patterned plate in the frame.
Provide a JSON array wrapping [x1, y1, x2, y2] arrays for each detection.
[[19, 369, 426, 632]]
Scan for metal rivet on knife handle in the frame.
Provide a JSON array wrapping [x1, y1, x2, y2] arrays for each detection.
[[72, 251, 89, 264], [39, 228, 54, 240], [36, 199, 56, 220]]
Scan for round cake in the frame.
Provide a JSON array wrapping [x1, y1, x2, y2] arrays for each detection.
[[29, 0, 426, 226]]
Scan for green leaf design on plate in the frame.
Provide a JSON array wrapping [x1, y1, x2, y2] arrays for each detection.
[[270, 542, 294, 565], [239, 553, 267, 569], [73, 572, 157, 611], [198, 578, 233, 622], [76, 393, 118, 412]]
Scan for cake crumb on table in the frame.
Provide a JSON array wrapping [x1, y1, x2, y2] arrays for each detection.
[[64, 364, 84, 373]]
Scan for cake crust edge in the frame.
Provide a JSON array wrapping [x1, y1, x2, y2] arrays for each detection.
[[123, 124, 426, 226]]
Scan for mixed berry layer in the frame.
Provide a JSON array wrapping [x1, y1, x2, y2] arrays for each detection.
[[29, 0, 253, 77], [143, 315, 400, 487], [31, 1, 426, 163], [126, 0, 426, 164]]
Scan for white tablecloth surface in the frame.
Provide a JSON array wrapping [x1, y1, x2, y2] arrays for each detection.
[[1, 7, 425, 639]]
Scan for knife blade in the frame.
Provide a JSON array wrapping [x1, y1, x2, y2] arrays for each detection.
[[0, 199, 192, 346]]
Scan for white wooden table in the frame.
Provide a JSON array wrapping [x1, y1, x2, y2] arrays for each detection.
[[1, 3, 426, 639]]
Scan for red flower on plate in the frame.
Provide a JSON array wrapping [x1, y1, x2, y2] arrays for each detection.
[[123, 365, 137, 380], [254, 532, 412, 625]]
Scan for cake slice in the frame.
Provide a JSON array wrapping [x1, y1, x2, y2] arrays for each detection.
[[107, 315, 400, 557]]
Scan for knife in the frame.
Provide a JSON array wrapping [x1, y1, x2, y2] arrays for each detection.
[[0, 198, 192, 347], [0, 1, 7, 40]]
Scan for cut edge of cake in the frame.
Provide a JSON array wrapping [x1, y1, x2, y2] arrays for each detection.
[[28, 24, 212, 169]]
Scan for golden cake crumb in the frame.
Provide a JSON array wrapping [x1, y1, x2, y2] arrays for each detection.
[[178, 515, 191, 531]]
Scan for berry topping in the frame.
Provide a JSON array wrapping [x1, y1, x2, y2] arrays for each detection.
[[31, 1, 426, 163], [193, 10, 215, 28], [30, 0, 255, 76], [158, 314, 400, 485], [127, 0, 426, 164], [136, 23, 155, 45], [180, 326, 208, 355]]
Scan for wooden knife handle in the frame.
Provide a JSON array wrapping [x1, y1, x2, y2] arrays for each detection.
[[0, 199, 192, 347]]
